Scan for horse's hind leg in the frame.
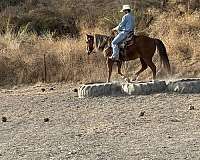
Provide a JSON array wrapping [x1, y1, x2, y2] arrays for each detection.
[[107, 59, 114, 82], [117, 61, 130, 82], [117, 61, 123, 76], [132, 58, 148, 81], [143, 58, 157, 80]]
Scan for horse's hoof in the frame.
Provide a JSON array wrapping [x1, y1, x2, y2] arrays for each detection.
[[121, 75, 125, 79], [131, 78, 137, 82], [131, 79, 135, 82], [125, 78, 130, 83], [131, 75, 140, 82]]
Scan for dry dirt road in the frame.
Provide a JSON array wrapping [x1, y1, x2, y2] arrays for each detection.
[[0, 83, 200, 160]]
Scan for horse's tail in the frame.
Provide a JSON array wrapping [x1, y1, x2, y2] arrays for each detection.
[[155, 39, 171, 74]]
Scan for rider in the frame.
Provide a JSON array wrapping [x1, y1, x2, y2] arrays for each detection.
[[109, 5, 135, 61]]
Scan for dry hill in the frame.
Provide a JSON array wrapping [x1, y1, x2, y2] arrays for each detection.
[[0, 0, 199, 86]]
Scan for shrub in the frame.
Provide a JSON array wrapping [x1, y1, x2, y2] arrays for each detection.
[[0, 9, 80, 38]]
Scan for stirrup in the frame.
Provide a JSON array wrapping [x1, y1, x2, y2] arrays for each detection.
[[109, 56, 119, 61]]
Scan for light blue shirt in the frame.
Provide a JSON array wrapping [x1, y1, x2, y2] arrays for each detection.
[[116, 13, 135, 32]]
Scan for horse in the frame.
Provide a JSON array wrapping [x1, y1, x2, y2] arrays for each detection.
[[86, 33, 171, 82]]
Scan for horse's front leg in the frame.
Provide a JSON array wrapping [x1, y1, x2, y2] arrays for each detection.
[[107, 59, 114, 83], [117, 61, 130, 82]]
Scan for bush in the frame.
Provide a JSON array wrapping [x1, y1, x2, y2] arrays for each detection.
[[0, 9, 80, 38], [0, 0, 24, 10], [150, 11, 200, 77]]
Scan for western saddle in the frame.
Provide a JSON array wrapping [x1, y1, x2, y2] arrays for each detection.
[[119, 31, 135, 60]]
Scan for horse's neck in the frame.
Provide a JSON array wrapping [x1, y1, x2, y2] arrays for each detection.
[[95, 34, 111, 52]]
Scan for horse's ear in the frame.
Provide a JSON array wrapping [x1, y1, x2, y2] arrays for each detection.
[[86, 33, 93, 36], [86, 34, 88, 41], [86, 34, 92, 40]]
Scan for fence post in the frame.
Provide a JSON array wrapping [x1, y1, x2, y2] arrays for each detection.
[[43, 54, 47, 83]]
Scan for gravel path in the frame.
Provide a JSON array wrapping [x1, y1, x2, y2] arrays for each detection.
[[0, 83, 200, 160]]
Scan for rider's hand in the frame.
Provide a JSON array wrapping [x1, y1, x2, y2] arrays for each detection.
[[111, 28, 117, 35], [111, 30, 115, 36], [112, 27, 117, 32]]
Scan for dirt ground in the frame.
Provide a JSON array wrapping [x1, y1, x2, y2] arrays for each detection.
[[0, 83, 200, 160]]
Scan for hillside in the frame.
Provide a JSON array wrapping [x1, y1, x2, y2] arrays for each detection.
[[0, 0, 199, 85]]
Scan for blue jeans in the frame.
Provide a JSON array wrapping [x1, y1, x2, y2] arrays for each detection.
[[111, 31, 129, 59]]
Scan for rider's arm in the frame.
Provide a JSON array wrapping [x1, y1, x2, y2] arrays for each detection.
[[112, 15, 127, 31]]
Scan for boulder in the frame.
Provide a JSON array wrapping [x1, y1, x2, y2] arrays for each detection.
[[167, 79, 200, 94], [78, 82, 122, 98], [78, 79, 200, 98], [122, 80, 167, 95]]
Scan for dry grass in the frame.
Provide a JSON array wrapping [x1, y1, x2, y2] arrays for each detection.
[[150, 11, 200, 78], [0, 10, 200, 86], [0, 29, 107, 86]]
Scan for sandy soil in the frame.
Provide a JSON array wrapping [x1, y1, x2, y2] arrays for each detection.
[[0, 83, 200, 160]]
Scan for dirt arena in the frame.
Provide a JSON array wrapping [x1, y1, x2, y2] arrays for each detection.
[[0, 83, 200, 160]]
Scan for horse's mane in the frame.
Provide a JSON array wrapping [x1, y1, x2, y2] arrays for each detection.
[[94, 34, 112, 51]]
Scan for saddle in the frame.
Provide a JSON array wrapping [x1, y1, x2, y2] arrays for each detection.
[[105, 32, 136, 61], [119, 31, 135, 49], [119, 31, 136, 60]]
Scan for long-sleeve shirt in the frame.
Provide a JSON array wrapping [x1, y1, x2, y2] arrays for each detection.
[[114, 13, 135, 32]]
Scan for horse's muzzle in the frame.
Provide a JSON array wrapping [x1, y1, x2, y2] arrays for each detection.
[[86, 47, 95, 55], [86, 47, 91, 55], [87, 51, 91, 55]]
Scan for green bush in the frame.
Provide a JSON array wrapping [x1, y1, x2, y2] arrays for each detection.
[[0, 0, 24, 10], [0, 9, 80, 38]]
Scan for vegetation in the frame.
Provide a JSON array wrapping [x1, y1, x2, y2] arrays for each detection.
[[0, 0, 199, 85]]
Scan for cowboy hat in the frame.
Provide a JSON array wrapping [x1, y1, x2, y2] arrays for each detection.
[[120, 5, 132, 12]]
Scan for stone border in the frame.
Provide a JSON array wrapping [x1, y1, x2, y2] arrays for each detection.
[[78, 79, 200, 98], [167, 79, 200, 94], [122, 81, 167, 95], [78, 83, 122, 98]]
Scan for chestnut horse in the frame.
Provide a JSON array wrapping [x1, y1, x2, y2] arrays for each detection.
[[86, 34, 171, 82]]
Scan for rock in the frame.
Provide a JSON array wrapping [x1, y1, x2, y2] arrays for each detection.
[[2, 117, 7, 122], [78, 82, 122, 98], [171, 119, 181, 122], [44, 118, 49, 122], [68, 151, 77, 155], [139, 111, 145, 117], [49, 87, 54, 91], [122, 80, 167, 95], [73, 88, 78, 92], [77, 79, 200, 97], [76, 133, 82, 137], [167, 79, 200, 94], [189, 105, 195, 110], [41, 88, 46, 92]]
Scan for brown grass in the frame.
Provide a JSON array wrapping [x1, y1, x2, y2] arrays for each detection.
[[0, 30, 108, 86], [0, 10, 200, 86], [150, 11, 200, 78]]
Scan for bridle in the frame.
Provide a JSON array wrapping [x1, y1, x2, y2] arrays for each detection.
[[86, 35, 94, 55]]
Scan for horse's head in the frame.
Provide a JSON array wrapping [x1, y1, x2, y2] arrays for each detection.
[[86, 33, 113, 56], [86, 34, 95, 55]]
